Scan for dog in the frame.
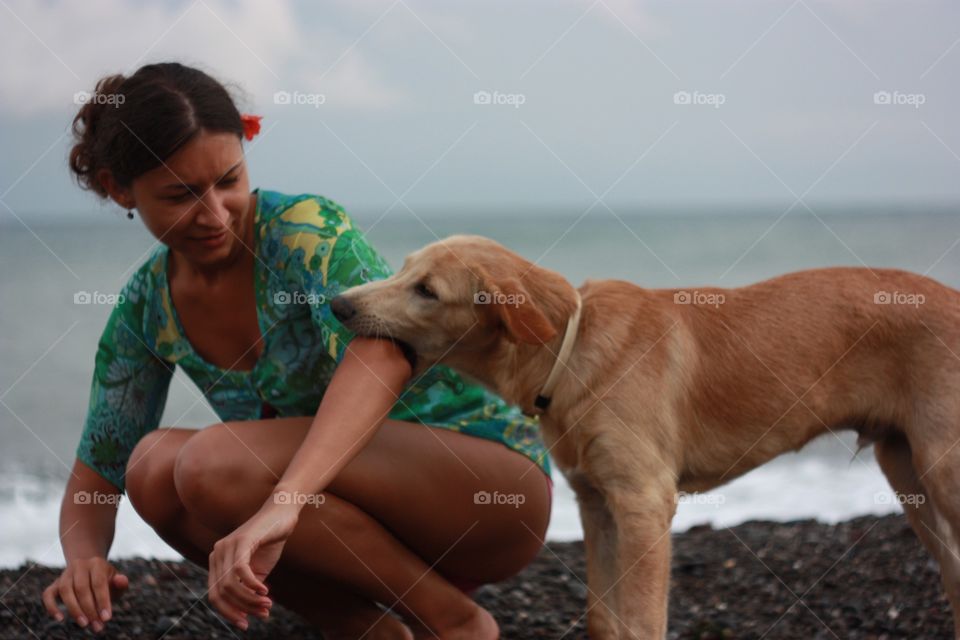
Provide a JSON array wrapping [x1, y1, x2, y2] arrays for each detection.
[[330, 233, 960, 638]]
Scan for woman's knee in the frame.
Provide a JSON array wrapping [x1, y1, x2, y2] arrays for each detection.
[[125, 428, 190, 527], [173, 422, 276, 528]]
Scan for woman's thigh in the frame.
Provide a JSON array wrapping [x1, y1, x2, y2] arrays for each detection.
[[177, 417, 552, 582]]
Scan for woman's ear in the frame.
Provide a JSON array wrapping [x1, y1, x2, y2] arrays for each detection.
[[97, 169, 135, 210], [476, 266, 557, 344]]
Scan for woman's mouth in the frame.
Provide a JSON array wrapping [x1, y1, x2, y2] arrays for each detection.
[[190, 230, 228, 248]]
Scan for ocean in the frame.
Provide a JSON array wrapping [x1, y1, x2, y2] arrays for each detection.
[[2, 203, 959, 568]]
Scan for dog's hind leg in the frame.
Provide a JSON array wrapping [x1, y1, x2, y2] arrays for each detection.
[[571, 476, 621, 639], [876, 434, 960, 638]]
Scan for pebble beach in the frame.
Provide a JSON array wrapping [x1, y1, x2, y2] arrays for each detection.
[[0, 513, 952, 639]]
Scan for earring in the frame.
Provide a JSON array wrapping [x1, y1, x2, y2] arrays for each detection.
[[127, 209, 134, 219]]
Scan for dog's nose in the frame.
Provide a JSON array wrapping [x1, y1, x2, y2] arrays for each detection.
[[330, 295, 356, 322]]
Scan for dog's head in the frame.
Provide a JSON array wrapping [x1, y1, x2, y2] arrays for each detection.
[[330, 234, 569, 379]]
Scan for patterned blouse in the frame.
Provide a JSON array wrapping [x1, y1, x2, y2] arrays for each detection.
[[76, 189, 552, 491]]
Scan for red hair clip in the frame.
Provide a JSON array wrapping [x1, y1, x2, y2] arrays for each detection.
[[240, 114, 263, 141]]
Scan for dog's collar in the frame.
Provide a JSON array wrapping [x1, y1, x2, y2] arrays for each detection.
[[532, 290, 582, 415]]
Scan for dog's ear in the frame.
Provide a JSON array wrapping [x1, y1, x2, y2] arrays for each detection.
[[477, 270, 558, 344]]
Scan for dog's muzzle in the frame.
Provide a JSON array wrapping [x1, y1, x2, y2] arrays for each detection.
[[330, 295, 356, 322], [329, 295, 418, 370]]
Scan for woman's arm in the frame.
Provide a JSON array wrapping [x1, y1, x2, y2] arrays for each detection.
[[206, 335, 411, 628], [60, 459, 121, 559], [47, 263, 172, 630], [42, 459, 130, 632], [273, 336, 412, 501]]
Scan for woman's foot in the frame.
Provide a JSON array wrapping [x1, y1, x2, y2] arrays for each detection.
[[407, 603, 499, 640]]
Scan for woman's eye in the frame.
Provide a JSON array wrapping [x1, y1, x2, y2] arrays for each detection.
[[415, 282, 438, 300]]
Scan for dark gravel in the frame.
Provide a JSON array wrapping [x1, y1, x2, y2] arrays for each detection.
[[0, 514, 951, 639]]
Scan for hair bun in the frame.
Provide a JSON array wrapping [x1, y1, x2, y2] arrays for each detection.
[[69, 74, 127, 198]]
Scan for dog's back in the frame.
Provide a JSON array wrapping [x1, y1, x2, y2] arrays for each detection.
[[558, 267, 960, 488]]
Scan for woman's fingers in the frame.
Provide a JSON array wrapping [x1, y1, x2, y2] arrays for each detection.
[[43, 561, 127, 630], [209, 543, 248, 629], [222, 557, 270, 613], [236, 561, 269, 597], [228, 540, 272, 611], [223, 569, 270, 613], [41, 582, 64, 622], [72, 569, 104, 632], [222, 542, 252, 628], [213, 588, 248, 630], [57, 578, 87, 628], [221, 584, 261, 623], [91, 565, 113, 623], [111, 572, 129, 594]]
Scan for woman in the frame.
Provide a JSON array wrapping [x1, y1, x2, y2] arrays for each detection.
[[43, 62, 553, 640]]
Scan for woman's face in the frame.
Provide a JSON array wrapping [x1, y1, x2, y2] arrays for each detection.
[[125, 130, 253, 270]]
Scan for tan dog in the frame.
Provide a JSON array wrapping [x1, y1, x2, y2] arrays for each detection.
[[330, 234, 960, 639]]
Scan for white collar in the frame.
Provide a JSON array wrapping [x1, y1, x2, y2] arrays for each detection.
[[531, 290, 582, 415]]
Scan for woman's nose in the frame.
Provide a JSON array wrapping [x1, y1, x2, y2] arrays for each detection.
[[195, 193, 231, 227]]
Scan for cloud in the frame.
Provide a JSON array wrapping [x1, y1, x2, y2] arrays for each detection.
[[293, 54, 409, 110], [592, 0, 670, 39], [0, 0, 408, 117]]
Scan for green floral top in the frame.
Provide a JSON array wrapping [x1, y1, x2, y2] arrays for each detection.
[[77, 189, 552, 491]]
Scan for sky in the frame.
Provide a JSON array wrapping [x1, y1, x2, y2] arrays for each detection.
[[1, 0, 959, 223]]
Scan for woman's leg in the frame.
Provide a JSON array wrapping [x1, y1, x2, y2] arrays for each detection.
[[173, 417, 550, 637], [126, 418, 551, 638], [125, 428, 417, 639]]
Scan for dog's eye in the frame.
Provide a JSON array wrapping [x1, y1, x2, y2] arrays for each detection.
[[414, 282, 438, 300]]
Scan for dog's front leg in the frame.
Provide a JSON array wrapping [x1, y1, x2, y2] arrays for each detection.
[[607, 481, 676, 640], [574, 480, 620, 639]]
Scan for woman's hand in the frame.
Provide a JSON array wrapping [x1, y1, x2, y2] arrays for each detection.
[[42, 557, 129, 632], [207, 499, 300, 629]]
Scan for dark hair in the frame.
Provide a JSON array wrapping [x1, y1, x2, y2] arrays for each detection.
[[69, 62, 244, 198]]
